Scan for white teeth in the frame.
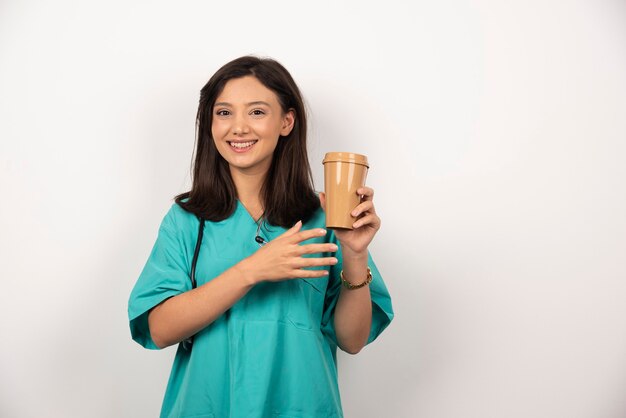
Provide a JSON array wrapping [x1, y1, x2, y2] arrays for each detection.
[[230, 141, 256, 149]]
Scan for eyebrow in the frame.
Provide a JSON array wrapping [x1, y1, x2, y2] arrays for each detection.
[[213, 100, 272, 108]]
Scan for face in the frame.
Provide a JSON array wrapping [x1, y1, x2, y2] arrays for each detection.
[[211, 76, 295, 177]]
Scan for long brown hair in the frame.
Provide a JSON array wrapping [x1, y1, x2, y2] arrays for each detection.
[[175, 56, 319, 227]]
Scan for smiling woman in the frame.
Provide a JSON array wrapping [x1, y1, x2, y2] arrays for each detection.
[[211, 76, 295, 184], [176, 57, 319, 228], [127, 56, 394, 418]]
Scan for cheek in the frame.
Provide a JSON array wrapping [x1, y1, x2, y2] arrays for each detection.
[[211, 126, 227, 154], [211, 120, 228, 138], [256, 120, 282, 137]]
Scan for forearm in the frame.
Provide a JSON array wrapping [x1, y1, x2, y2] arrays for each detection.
[[148, 263, 255, 348], [147, 222, 336, 349], [333, 251, 373, 354]]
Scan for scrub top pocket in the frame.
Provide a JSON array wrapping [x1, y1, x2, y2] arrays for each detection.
[[286, 276, 328, 331]]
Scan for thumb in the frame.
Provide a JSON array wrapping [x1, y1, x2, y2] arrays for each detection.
[[319, 192, 326, 212]]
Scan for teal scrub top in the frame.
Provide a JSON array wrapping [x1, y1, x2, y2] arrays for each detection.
[[128, 202, 394, 418]]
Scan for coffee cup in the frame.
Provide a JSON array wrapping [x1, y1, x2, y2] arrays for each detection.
[[322, 152, 369, 229]]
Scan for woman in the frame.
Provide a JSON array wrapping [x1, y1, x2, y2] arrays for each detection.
[[128, 56, 393, 418]]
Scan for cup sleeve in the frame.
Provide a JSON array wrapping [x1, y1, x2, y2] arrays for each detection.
[[321, 240, 394, 349], [127, 213, 191, 350]]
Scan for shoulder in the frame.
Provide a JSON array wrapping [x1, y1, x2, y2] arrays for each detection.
[[304, 205, 326, 228], [160, 202, 199, 233]]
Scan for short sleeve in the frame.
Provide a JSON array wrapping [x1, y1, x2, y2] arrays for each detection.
[[321, 235, 394, 349], [127, 209, 192, 350]]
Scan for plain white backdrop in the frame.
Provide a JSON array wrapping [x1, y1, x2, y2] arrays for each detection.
[[1, 1, 626, 417]]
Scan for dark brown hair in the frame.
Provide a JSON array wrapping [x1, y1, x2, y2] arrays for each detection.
[[175, 56, 319, 227]]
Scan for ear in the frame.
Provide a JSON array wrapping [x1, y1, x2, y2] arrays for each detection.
[[280, 109, 295, 136]]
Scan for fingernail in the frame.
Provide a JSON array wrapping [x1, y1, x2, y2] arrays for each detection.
[[323, 270, 329, 275], [351, 210, 358, 216], [319, 229, 327, 234], [330, 244, 338, 251], [331, 257, 338, 264]]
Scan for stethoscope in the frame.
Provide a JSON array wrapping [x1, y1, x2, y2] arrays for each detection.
[[182, 215, 267, 350], [190, 216, 267, 287]]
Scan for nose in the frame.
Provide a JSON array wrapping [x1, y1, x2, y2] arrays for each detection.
[[232, 115, 250, 136]]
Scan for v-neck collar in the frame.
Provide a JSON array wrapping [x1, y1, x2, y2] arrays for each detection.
[[236, 200, 264, 224]]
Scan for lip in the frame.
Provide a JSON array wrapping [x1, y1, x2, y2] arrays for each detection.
[[227, 139, 258, 153]]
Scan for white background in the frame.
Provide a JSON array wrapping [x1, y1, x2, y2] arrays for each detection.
[[1, 1, 626, 417]]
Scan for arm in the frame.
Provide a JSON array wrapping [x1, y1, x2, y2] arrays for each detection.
[[148, 263, 254, 349], [148, 222, 338, 349], [333, 250, 372, 354], [320, 188, 381, 354]]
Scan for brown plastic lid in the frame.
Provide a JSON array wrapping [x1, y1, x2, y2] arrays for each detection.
[[322, 152, 369, 168]]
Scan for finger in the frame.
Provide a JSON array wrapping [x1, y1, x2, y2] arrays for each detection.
[[295, 256, 339, 268], [357, 187, 374, 200], [298, 243, 338, 255], [351, 200, 375, 217], [319, 192, 326, 212], [289, 227, 328, 244], [353, 213, 381, 229], [292, 269, 330, 278], [280, 220, 303, 239]]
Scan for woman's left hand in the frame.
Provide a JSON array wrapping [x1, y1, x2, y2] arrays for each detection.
[[319, 187, 381, 256]]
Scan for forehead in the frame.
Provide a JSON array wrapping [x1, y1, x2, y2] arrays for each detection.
[[215, 76, 279, 106]]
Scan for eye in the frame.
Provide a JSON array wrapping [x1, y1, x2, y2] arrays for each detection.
[[215, 109, 230, 116], [250, 109, 265, 116]]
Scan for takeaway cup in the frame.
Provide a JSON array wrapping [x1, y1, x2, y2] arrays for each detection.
[[322, 152, 369, 229]]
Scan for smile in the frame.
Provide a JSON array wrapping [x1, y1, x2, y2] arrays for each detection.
[[228, 140, 258, 152]]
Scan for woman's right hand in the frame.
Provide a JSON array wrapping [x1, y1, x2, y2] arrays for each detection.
[[235, 221, 338, 285]]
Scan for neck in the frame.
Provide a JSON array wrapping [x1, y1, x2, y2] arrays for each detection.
[[230, 166, 267, 221]]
